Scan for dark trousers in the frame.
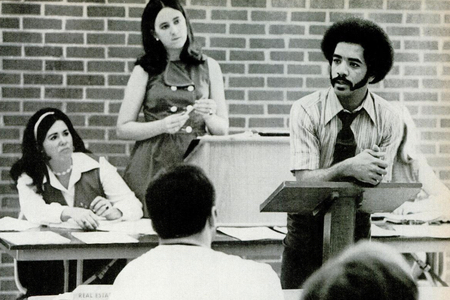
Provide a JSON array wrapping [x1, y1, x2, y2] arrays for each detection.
[[280, 212, 371, 289], [18, 259, 127, 297]]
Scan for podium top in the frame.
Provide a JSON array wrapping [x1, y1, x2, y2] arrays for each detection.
[[260, 181, 422, 214]]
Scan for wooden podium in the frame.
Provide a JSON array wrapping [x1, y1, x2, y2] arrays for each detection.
[[260, 181, 422, 261], [184, 134, 292, 226]]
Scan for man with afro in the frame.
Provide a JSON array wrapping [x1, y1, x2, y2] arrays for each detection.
[[283, 18, 403, 289]]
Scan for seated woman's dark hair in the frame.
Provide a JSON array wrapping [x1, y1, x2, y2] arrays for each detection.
[[146, 164, 215, 239], [10, 107, 89, 194], [136, 0, 204, 75], [321, 18, 394, 84]]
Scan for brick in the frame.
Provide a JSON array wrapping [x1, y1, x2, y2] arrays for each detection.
[[308, 51, 328, 62], [128, 34, 142, 45], [87, 6, 125, 18], [109, 0, 145, 3], [368, 13, 403, 24], [78, 128, 107, 141], [0, 129, 20, 139], [108, 75, 130, 86], [404, 92, 438, 102], [426, 157, 450, 168], [1, 197, 20, 210], [45, 5, 83, 17], [250, 38, 285, 49], [23, 18, 62, 30], [230, 24, 266, 35], [394, 52, 420, 63], [424, 53, 450, 63], [229, 117, 246, 128], [24, 74, 63, 85], [23, 101, 63, 112], [66, 19, 105, 31], [268, 77, 302, 88], [129, 7, 144, 18], [211, 10, 248, 21], [289, 38, 321, 49], [192, 0, 227, 6], [2, 3, 40, 15], [387, 0, 421, 10], [0, 74, 21, 85], [330, 12, 365, 23], [306, 78, 329, 88], [3, 59, 42, 71], [108, 102, 122, 113], [443, 67, 450, 76], [0, 46, 21, 57], [210, 38, 246, 49], [219, 63, 245, 74], [230, 50, 264, 61], [69, 0, 106, 3], [108, 20, 140, 32], [272, 0, 306, 8], [192, 22, 226, 34], [252, 11, 287, 22], [0, 101, 20, 112], [0, 18, 20, 29], [3, 31, 42, 43], [87, 33, 126, 45], [67, 75, 105, 86], [407, 13, 441, 24], [291, 12, 325, 23], [186, 9, 207, 20], [249, 118, 284, 128], [46, 61, 84, 71], [386, 26, 420, 36], [231, 0, 266, 7], [229, 104, 264, 114], [86, 88, 124, 100], [67, 47, 105, 58], [311, 0, 344, 9], [426, 27, 450, 37], [425, 1, 450, 10], [225, 90, 245, 100], [270, 25, 305, 36], [45, 33, 84, 44], [203, 50, 226, 61], [229, 77, 264, 88], [108, 47, 142, 58], [88, 61, 125, 73], [423, 79, 450, 89], [309, 24, 328, 36], [268, 104, 291, 115], [249, 64, 284, 74], [384, 79, 419, 89], [422, 106, 450, 115], [441, 120, 450, 128], [2, 87, 41, 99], [288, 64, 322, 75], [25, 46, 63, 57], [45, 88, 83, 99], [2, 143, 21, 154], [349, 0, 383, 9], [418, 144, 436, 154], [249, 90, 284, 101], [87, 143, 127, 155], [404, 40, 438, 50], [270, 51, 304, 62]]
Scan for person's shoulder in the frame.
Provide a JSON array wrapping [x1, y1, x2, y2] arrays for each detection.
[[291, 90, 324, 115]]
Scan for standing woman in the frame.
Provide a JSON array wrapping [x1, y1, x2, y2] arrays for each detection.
[[10, 108, 143, 297], [117, 0, 229, 216]]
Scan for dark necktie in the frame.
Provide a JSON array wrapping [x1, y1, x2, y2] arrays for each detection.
[[332, 110, 360, 165]]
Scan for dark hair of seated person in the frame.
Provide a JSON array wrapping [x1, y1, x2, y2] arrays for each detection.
[[301, 241, 418, 300], [146, 164, 215, 239]]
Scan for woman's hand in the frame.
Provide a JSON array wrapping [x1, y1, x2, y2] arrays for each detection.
[[61, 207, 99, 230], [194, 99, 217, 119], [90, 196, 122, 220], [163, 113, 189, 134]]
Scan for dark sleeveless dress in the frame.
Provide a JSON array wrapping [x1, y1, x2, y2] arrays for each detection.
[[123, 59, 210, 217]]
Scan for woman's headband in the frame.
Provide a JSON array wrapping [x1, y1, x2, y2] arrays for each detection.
[[34, 111, 55, 141]]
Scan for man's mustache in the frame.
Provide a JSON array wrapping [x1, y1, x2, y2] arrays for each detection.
[[331, 76, 353, 89]]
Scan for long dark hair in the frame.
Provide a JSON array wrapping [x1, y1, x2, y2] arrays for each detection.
[[136, 0, 204, 75], [10, 108, 89, 194]]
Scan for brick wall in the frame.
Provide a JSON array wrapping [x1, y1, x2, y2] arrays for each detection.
[[1, 0, 449, 297]]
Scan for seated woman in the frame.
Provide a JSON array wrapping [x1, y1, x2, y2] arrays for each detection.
[[10, 107, 143, 297], [301, 241, 418, 300], [392, 104, 450, 218]]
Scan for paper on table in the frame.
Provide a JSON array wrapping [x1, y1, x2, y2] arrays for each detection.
[[0, 231, 71, 245], [372, 212, 442, 224], [370, 224, 400, 237], [71, 232, 138, 244], [0, 217, 40, 231], [392, 224, 450, 238], [98, 218, 156, 235], [48, 218, 121, 230], [217, 227, 286, 241]]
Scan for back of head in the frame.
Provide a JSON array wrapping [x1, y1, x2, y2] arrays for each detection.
[[146, 164, 215, 239], [301, 241, 418, 300], [321, 18, 394, 84]]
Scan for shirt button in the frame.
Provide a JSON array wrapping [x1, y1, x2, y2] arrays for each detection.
[[170, 106, 178, 113], [171, 86, 177, 91], [187, 86, 194, 92]]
